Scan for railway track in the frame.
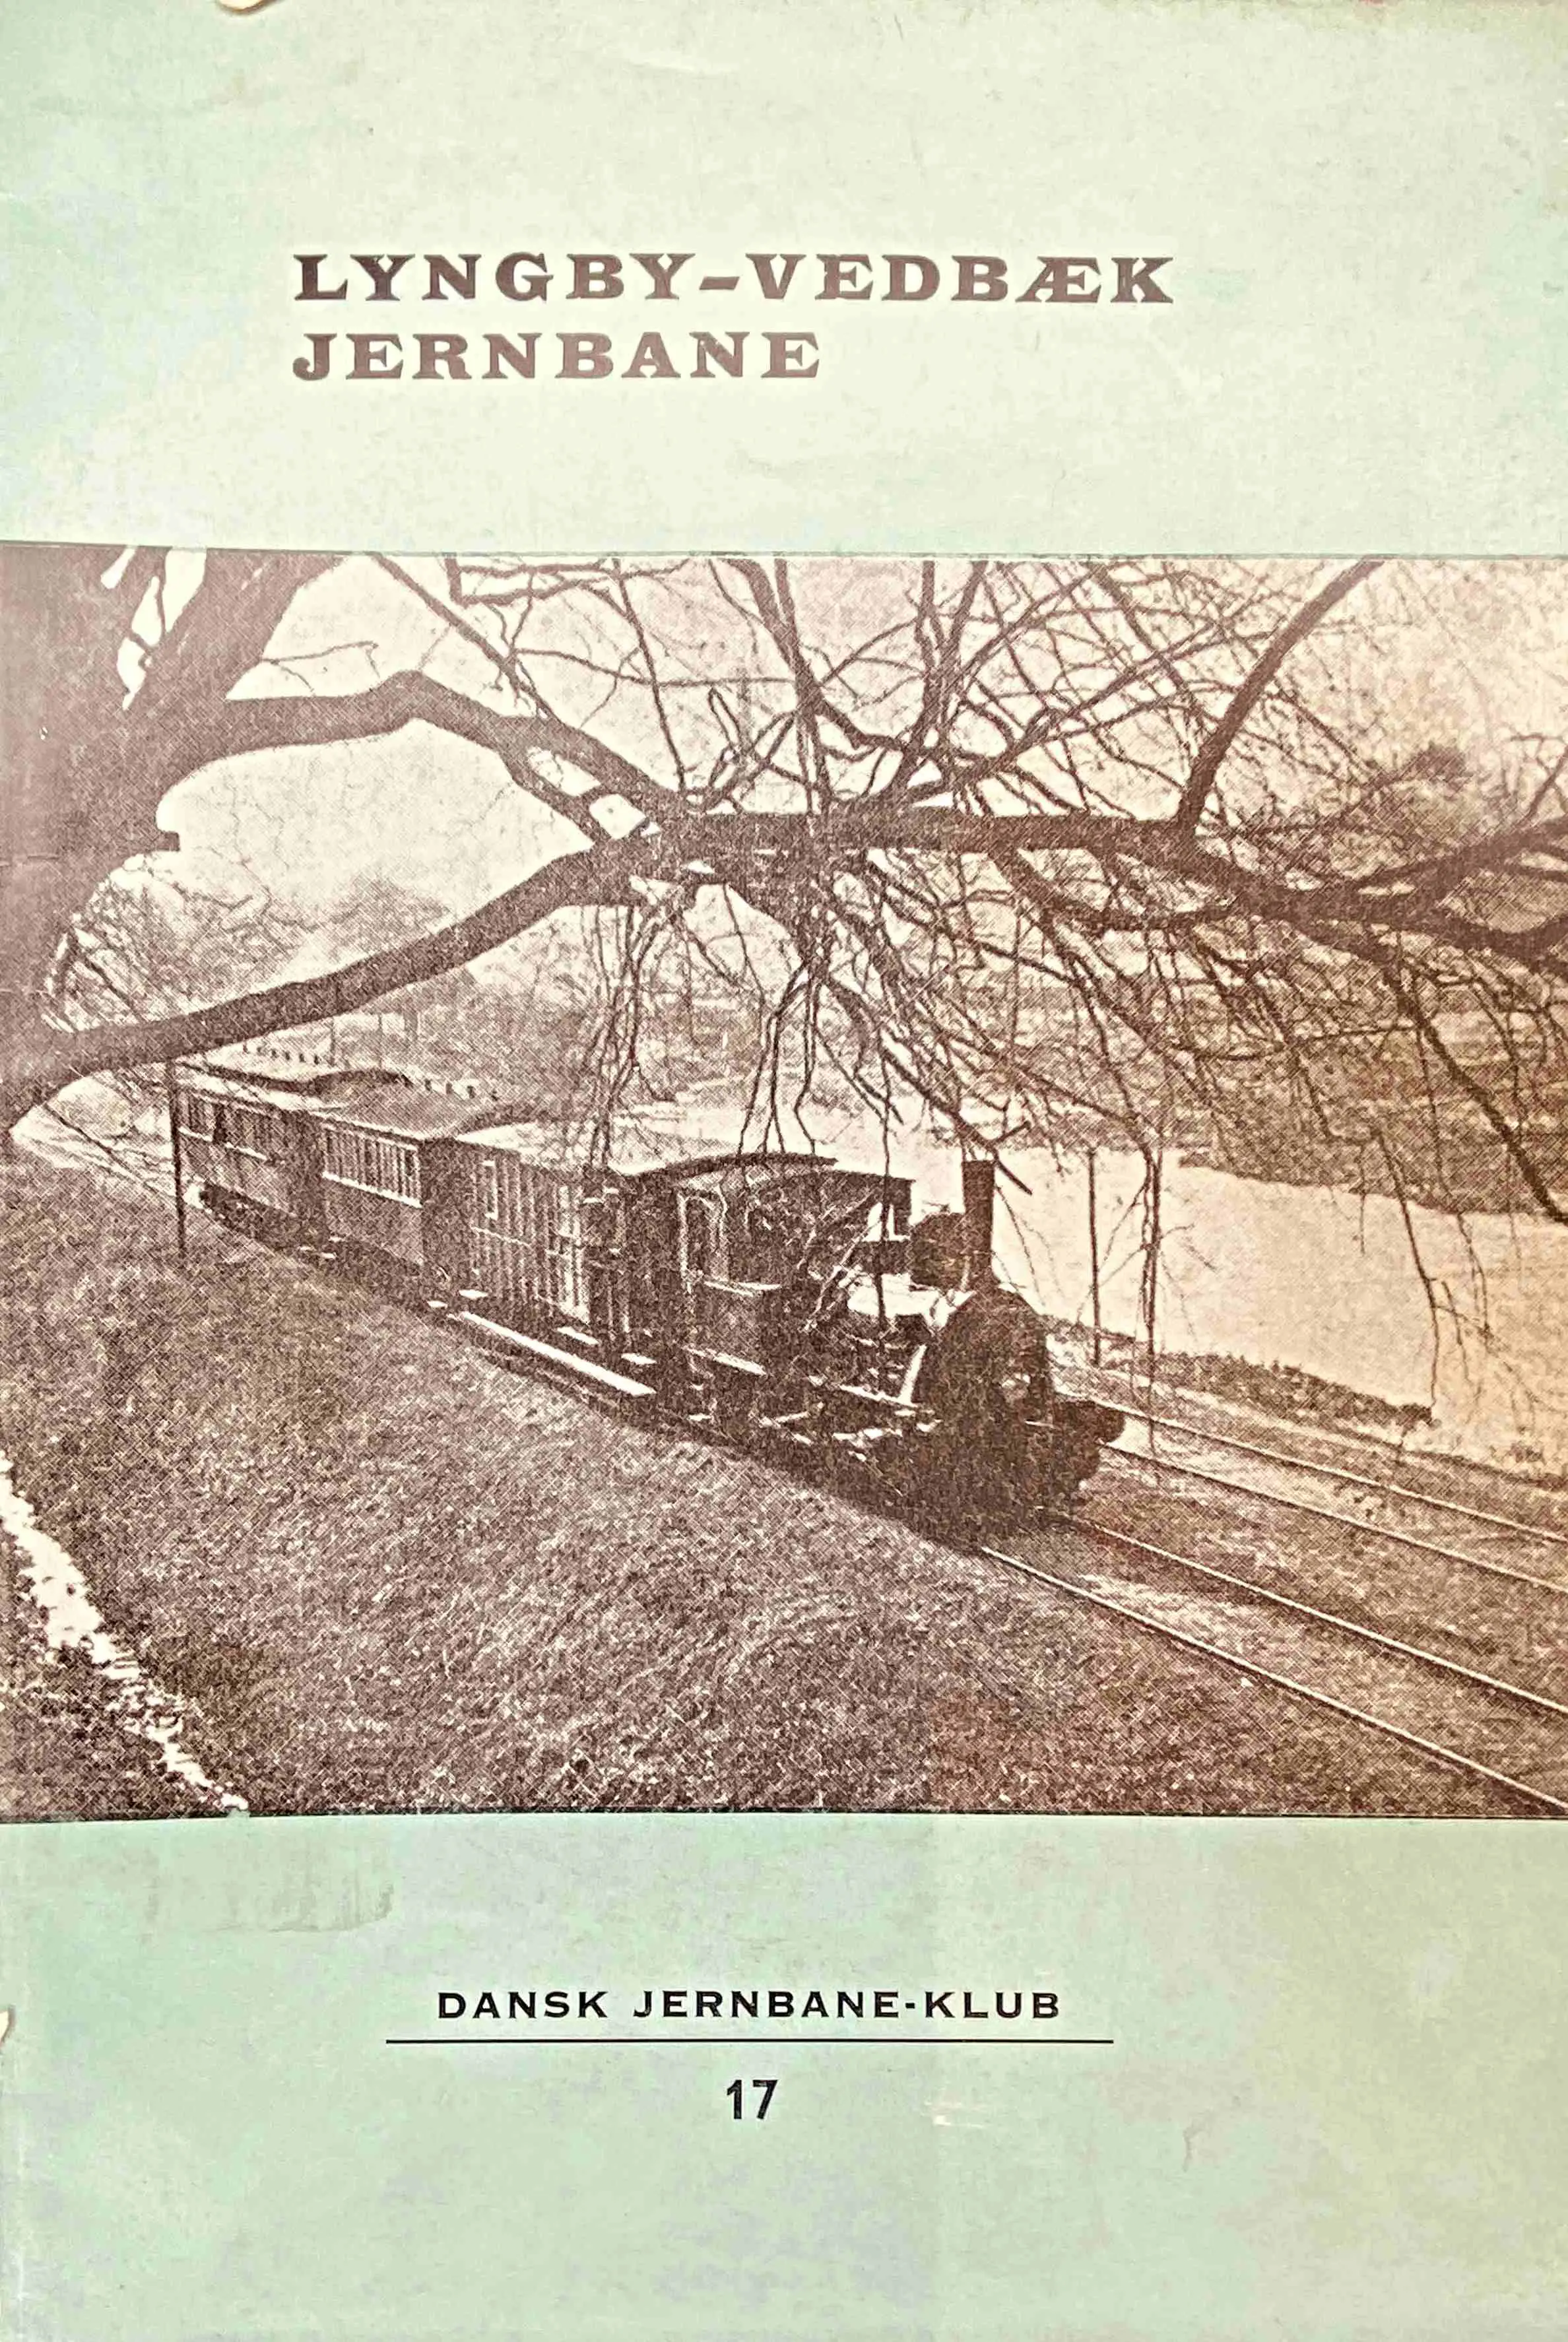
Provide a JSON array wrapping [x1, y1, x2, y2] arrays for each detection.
[[1119, 1401, 1568, 1549], [979, 1531, 1568, 1816], [1078, 1381, 1568, 1551], [975, 1402, 1568, 1815]]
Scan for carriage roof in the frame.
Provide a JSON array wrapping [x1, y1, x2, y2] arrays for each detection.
[[176, 1062, 362, 1114], [309, 1085, 511, 1142], [179, 1060, 518, 1142], [456, 1114, 839, 1185], [182, 1055, 410, 1101]]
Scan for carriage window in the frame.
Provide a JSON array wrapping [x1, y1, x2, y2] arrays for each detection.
[[552, 1179, 586, 1314], [461, 1159, 589, 1320], [220, 1103, 275, 1157], [178, 1093, 219, 1140], [322, 1124, 420, 1202], [587, 1192, 626, 1254], [680, 1191, 723, 1282]]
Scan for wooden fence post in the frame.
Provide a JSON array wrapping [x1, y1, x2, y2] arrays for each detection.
[[164, 1060, 188, 1266]]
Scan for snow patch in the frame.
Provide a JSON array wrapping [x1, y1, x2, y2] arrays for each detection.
[[0, 1452, 247, 1815]]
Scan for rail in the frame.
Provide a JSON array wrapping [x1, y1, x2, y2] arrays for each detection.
[[978, 1539, 1568, 1818]]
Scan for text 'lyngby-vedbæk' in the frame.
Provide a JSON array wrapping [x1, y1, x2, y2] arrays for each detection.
[[290, 249, 1173, 382]]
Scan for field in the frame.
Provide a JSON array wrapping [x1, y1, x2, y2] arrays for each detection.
[[0, 1154, 1503, 1819]]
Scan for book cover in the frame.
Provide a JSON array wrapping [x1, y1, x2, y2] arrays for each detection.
[[2, 3, 1566, 2336]]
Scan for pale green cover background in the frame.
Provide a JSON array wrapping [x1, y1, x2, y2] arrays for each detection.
[[3, 1, 1568, 2335], [2, 0, 1567, 552], [3, 1817, 1567, 2339]]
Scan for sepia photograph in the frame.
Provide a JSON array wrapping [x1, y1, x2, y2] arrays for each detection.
[[6, 546, 1568, 1823]]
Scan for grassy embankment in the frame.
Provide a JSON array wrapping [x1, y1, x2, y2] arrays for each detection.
[[0, 1154, 1501, 1818]]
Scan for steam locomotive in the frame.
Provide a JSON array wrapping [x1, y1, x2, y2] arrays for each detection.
[[171, 1056, 1125, 1528]]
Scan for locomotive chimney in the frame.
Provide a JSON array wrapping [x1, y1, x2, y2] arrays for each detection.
[[961, 1155, 996, 1288]]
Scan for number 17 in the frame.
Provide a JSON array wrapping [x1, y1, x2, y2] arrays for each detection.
[[726, 2078, 777, 2120]]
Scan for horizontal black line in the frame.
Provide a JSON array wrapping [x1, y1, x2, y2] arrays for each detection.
[[385, 2036, 1115, 2047]]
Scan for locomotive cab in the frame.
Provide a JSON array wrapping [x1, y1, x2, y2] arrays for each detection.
[[672, 1158, 913, 1425]]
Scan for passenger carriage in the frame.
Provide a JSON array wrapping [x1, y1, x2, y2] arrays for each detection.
[[310, 1084, 501, 1293], [171, 1061, 345, 1243], [170, 1060, 511, 1280]]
